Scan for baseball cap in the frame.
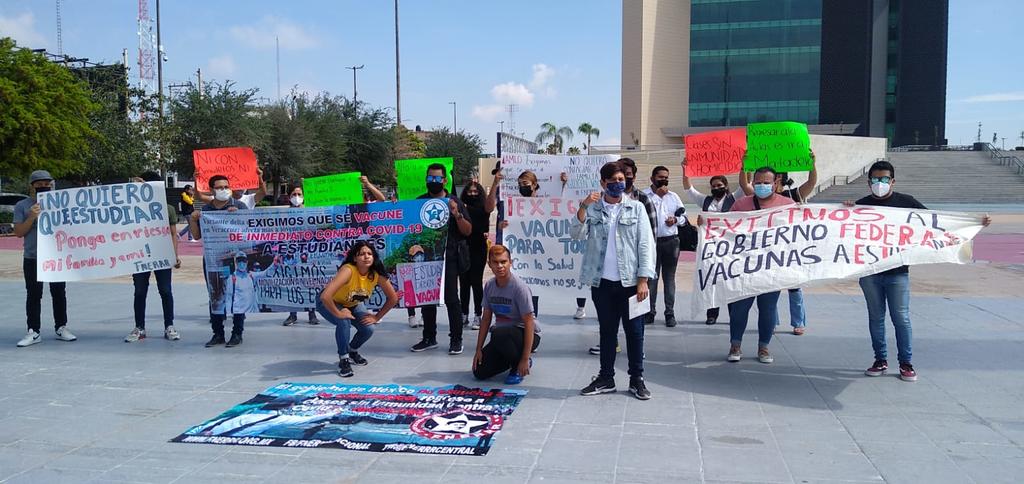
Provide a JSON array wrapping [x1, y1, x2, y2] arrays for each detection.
[[29, 170, 54, 183]]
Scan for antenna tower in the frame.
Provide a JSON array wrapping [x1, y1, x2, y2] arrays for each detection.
[[506, 104, 519, 135], [137, 0, 157, 102]]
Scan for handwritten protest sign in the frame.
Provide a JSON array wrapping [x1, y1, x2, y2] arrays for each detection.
[[193, 147, 260, 190], [684, 128, 746, 177], [498, 154, 616, 200], [303, 172, 364, 207], [502, 196, 587, 307], [35, 182, 177, 282], [692, 203, 985, 316], [742, 122, 813, 172], [396, 157, 453, 201], [199, 199, 449, 312]]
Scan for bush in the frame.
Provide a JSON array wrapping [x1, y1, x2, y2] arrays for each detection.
[[0, 212, 13, 223]]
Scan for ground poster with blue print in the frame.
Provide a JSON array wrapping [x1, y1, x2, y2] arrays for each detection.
[[198, 199, 450, 312], [171, 383, 528, 456]]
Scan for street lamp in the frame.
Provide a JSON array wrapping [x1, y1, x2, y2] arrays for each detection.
[[448, 101, 457, 132], [347, 65, 364, 104]]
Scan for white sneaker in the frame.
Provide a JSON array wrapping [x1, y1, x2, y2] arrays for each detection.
[[124, 327, 146, 343], [16, 330, 41, 347], [408, 314, 422, 328], [55, 326, 77, 342], [574, 307, 586, 319], [164, 325, 181, 341], [470, 315, 480, 330]]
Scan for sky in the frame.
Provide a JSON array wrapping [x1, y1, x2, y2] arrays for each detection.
[[1, 0, 1021, 153]]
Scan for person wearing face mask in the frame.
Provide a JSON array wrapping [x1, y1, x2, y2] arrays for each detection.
[[13, 170, 76, 347], [573, 161, 656, 400], [406, 246, 424, 328], [280, 185, 320, 327], [772, 153, 817, 335], [720, 166, 795, 364], [642, 166, 684, 328], [189, 175, 251, 347], [458, 181, 491, 330], [843, 161, 991, 382], [410, 163, 473, 355], [617, 158, 659, 328], [215, 251, 277, 347], [194, 167, 268, 209]]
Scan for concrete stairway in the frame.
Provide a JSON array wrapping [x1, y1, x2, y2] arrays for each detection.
[[812, 150, 1024, 204]]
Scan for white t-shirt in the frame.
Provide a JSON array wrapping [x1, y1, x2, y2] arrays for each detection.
[[686, 186, 745, 213], [643, 187, 684, 238], [237, 193, 257, 210], [601, 199, 622, 281]]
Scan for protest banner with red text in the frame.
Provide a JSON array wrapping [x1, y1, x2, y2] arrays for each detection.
[[193, 147, 260, 190], [502, 196, 587, 308], [35, 182, 177, 282], [692, 203, 985, 316], [684, 128, 746, 177]]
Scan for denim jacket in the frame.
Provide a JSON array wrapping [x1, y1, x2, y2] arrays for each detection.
[[570, 198, 656, 288]]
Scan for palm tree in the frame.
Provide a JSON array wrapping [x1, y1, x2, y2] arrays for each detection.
[[535, 122, 574, 153], [566, 146, 582, 155], [578, 122, 600, 154]]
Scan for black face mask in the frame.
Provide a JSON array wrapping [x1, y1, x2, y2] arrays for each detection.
[[654, 179, 669, 188], [624, 177, 634, 190], [711, 187, 727, 198], [518, 186, 534, 197], [426, 182, 445, 195], [35, 186, 52, 193], [463, 194, 481, 206]]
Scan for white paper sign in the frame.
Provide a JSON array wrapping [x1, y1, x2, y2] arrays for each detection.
[[628, 294, 650, 320], [499, 153, 617, 199], [502, 196, 588, 304]]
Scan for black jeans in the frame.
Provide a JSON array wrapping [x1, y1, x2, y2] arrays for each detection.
[[650, 236, 680, 318], [133, 269, 174, 329], [591, 279, 645, 379], [23, 258, 67, 332], [422, 251, 463, 343], [211, 313, 245, 337], [459, 236, 486, 316], [473, 326, 541, 380]]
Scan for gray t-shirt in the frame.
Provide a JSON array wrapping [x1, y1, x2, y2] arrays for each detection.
[[482, 274, 541, 334], [13, 197, 39, 259]]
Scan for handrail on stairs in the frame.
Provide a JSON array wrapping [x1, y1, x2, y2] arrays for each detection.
[[980, 143, 1024, 176], [811, 157, 886, 197]]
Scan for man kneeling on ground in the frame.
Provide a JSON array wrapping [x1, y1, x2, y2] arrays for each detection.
[[472, 244, 539, 385]]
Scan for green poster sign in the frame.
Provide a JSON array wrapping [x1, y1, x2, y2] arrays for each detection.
[[395, 157, 454, 201], [303, 172, 364, 206], [743, 121, 813, 172]]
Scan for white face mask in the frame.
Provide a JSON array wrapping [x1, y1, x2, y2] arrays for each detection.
[[214, 188, 232, 202], [870, 182, 891, 198], [290, 195, 303, 206]]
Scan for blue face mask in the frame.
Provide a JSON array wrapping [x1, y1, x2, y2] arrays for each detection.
[[413, 253, 425, 263], [605, 181, 626, 198], [753, 183, 774, 199], [236, 262, 247, 272]]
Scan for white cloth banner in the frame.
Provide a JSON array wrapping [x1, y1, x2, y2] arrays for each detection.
[[35, 182, 177, 282], [692, 203, 985, 316], [499, 153, 617, 199], [502, 196, 588, 305]]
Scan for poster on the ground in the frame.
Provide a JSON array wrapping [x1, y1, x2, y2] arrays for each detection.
[[502, 196, 587, 306], [692, 203, 986, 316], [498, 153, 617, 199], [171, 383, 527, 456], [198, 199, 449, 312], [34, 182, 177, 282]]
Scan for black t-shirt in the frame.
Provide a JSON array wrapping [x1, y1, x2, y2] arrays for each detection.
[[463, 202, 490, 239], [418, 192, 470, 249], [855, 192, 927, 274]]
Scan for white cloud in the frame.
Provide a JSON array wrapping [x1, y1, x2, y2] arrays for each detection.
[[962, 92, 1024, 103], [491, 82, 535, 108], [529, 63, 557, 98], [471, 64, 555, 122], [206, 55, 237, 78], [229, 16, 319, 50], [471, 105, 505, 122], [0, 11, 48, 48]]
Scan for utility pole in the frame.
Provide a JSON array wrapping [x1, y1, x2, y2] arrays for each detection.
[[394, 0, 401, 125], [276, 36, 281, 101], [347, 65, 364, 104], [449, 101, 457, 132], [499, 121, 504, 133], [122, 48, 130, 117], [156, 0, 164, 118], [197, 68, 203, 99]]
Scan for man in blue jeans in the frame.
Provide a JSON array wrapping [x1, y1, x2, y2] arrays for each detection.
[[572, 161, 656, 400], [851, 161, 990, 381]]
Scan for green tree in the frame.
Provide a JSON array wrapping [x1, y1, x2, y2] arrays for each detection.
[[254, 102, 318, 198], [424, 127, 483, 186], [167, 81, 263, 179], [296, 92, 395, 184], [534, 122, 573, 154], [0, 37, 99, 179], [577, 122, 600, 154], [566, 146, 582, 155]]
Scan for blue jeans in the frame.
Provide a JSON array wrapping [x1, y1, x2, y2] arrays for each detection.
[[728, 291, 781, 348], [859, 272, 912, 363], [591, 279, 645, 379], [317, 300, 375, 357], [787, 288, 806, 328]]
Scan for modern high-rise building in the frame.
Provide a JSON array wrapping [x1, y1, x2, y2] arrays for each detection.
[[621, 0, 948, 148]]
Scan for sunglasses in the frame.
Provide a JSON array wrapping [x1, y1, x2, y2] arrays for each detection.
[[869, 176, 892, 184], [426, 175, 444, 183]]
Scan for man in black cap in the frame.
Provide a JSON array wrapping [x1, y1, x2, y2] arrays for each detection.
[[13, 170, 76, 347]]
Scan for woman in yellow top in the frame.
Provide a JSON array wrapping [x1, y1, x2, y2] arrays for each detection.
[[317, 240, 398, 377]]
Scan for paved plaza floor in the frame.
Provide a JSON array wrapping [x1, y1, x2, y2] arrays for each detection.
[[1, 223, 1023, 483]]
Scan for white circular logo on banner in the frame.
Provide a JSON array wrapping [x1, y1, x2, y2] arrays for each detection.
[[420, 199, 450, 229]]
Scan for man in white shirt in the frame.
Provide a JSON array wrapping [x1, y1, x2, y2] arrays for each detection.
[[642, 166, 684, 327]]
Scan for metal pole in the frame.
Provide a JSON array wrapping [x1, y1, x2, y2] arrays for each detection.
[[449, 101, 457, 132], [156, 0, 163, 118], [394, 0, 401, 125], [346, 65, 364, 104], [197, 68, 203, 99], [276, 36, 281, 101]]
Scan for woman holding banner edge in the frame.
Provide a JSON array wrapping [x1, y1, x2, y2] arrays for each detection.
[[281, 185, 320, 326]]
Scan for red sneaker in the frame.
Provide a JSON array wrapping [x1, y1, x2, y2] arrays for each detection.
[[899, 363, 917, 382], [864, 360, 887, 377]]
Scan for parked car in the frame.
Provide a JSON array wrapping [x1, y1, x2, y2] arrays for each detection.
[[0, 193, 29, 214]]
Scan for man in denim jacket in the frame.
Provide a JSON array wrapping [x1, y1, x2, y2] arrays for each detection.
[[571, 161, 657, 400]]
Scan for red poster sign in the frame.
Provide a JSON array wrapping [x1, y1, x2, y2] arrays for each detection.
[[684, 129, 746, 177], [193, 147, 259, 190]]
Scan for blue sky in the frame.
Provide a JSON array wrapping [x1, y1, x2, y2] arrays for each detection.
[[2, 1, 1021, 152]]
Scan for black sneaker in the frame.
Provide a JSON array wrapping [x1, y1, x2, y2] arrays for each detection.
[[643, 313, 654, 325], [705, 317, 717, 325], [204, 334, 225, 347], [665, 316, 678, 328], [629, 376, 652, 400], [410, 339, 438, 352], [226, 334, 242, 347], [449, 339, 464, 355], [348, 351, 368, 366], [580, 376, 616, 396], [338, 358, 354, 377]]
